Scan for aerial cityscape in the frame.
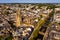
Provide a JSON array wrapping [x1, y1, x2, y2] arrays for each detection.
[[0, 4, 60, 40]]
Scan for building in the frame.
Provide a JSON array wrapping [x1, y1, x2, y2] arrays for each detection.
[[54, 13, 60, 23]]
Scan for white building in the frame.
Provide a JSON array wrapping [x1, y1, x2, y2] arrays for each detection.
[[55, 8, 60, 11]]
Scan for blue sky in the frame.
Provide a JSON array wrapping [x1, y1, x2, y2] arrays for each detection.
[[0, 0, 60, 3]]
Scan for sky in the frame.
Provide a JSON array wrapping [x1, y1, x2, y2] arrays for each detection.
[[0, 0, 60, 3]]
